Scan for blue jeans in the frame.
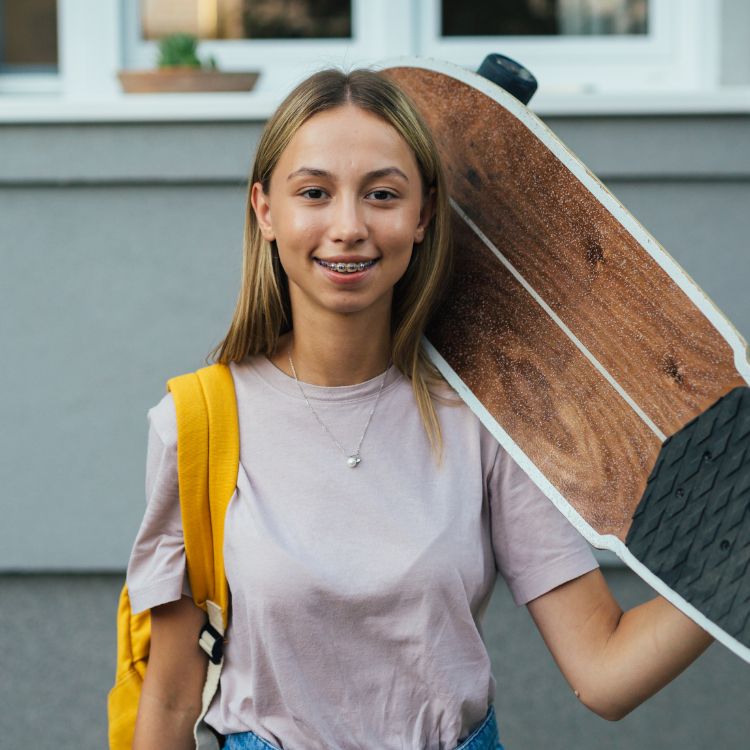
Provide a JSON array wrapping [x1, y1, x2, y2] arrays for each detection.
[[224, 703, 505, 750]]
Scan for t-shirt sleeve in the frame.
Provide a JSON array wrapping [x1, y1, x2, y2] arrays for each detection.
[[126, 392, 191, 615], [488, 442, 599, 606]]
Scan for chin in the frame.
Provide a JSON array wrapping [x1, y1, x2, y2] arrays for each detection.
[[325, 292, 390, 318]]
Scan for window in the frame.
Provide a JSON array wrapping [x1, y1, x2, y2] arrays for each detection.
[[122, 0, 401, 94], [0, 0, 59, 93], [139, 0, 352, 41], [442, 0, 648, 37], [0, 0, 725, 107], [120, 0, 721, 95], [418, 0, 720, 93]]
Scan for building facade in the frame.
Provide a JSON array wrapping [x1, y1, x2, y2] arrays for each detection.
[[2, 1, 749, 748]]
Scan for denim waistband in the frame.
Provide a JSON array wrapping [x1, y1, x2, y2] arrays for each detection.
[[223, 703, 504, 750]]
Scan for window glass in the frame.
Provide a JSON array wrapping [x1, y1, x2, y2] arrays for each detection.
[[140, 0, 351, 40], [442, 0, 648, 37], [0, 0, 58, 72]]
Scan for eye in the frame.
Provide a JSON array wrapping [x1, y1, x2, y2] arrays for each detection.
[[300, 188, 327, 200], [367, 189, 397, 201]]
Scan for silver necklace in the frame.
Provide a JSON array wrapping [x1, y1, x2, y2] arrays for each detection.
[[288, 354, 389, 468]]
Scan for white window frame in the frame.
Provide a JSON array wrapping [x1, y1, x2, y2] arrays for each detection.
[[0, 72, 60, 94], [0, 0, 733, 117], [0, 0, 122, 97], [121, 0, 414, 95], [0, 0, 415, 99], [418, 0, 721, 93]]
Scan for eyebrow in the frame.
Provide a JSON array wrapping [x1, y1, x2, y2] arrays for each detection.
[[286, 166, 409, 182]]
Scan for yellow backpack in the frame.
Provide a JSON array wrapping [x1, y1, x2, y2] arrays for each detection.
[[107, 364, 239, 750]]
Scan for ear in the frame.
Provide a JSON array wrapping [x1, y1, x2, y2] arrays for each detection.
[[414, 187, 436, 244], [251, 181, 276, 241]]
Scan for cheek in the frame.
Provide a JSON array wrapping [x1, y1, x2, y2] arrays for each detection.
[[273, 206, 324, 250], [378, 212, 420, 252]]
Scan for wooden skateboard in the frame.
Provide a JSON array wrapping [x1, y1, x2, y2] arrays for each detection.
[[382, 56, 750, 664]]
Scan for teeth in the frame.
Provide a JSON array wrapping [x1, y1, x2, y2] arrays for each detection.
[[317, 259, 376, 273]]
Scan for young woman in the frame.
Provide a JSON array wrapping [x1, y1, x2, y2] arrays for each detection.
[[126, 68, 713, 750]]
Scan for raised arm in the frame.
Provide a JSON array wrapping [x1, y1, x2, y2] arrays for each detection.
[[526, 568, 714, 721], [133, 596, 208, 750]]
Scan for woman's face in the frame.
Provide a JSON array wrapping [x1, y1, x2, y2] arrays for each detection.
[[251, 104, 433, 323]]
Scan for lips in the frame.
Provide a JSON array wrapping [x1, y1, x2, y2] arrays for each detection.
[[314, 257, 379, 274]]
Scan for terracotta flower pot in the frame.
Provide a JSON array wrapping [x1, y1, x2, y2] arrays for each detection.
[[117, 68, 260, 93]]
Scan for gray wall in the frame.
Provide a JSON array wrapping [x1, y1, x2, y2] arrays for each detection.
[[2, 115, 749, 571], [1, 111, 749, 748], [1, 123, 257, 570]]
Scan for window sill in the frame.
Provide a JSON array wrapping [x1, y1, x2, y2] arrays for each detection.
[[1, 87, 750, 123], [533, 87, 750, 116], [0, 90, 282, 123]]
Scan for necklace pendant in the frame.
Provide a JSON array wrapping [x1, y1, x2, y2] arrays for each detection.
[[288, 353, 388, 471]]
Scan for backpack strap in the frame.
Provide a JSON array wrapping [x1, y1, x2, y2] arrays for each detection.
[[168, 363, 238, 624], [196, 363, 240, 622], [167, 362, 239, 749]]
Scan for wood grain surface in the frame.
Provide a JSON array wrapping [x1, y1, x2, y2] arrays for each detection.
[[387, 67, 746, 443], [430, 218, 659, 539]]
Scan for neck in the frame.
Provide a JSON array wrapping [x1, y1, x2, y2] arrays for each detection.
[[274, 310, 393, 387]]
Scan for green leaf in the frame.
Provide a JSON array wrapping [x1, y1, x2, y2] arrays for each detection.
[[157, 33, 202, 69]]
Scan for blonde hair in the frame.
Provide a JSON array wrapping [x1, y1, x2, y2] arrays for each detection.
[[211, 68, 455, 460]]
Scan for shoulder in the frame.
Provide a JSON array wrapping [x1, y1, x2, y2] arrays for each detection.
[[422, 379, 501, 473], [147, 391, 177, 448], [150, 362, 238, 446]]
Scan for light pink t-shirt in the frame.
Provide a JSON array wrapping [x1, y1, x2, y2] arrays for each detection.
[[127, 355, 597, 749]]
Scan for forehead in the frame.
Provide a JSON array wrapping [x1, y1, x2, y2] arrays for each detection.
[[278, 104, 419, 172]]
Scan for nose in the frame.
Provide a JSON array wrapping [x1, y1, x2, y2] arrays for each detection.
[[329, 195, 368, 245]]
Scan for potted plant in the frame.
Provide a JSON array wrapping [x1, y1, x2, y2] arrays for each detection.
[[118, 33, 259, 93]]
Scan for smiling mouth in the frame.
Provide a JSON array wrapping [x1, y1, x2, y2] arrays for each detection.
[[314, 258, 379, 274]]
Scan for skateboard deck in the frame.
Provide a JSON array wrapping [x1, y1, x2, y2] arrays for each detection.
[[382, 58, 750, 664]]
